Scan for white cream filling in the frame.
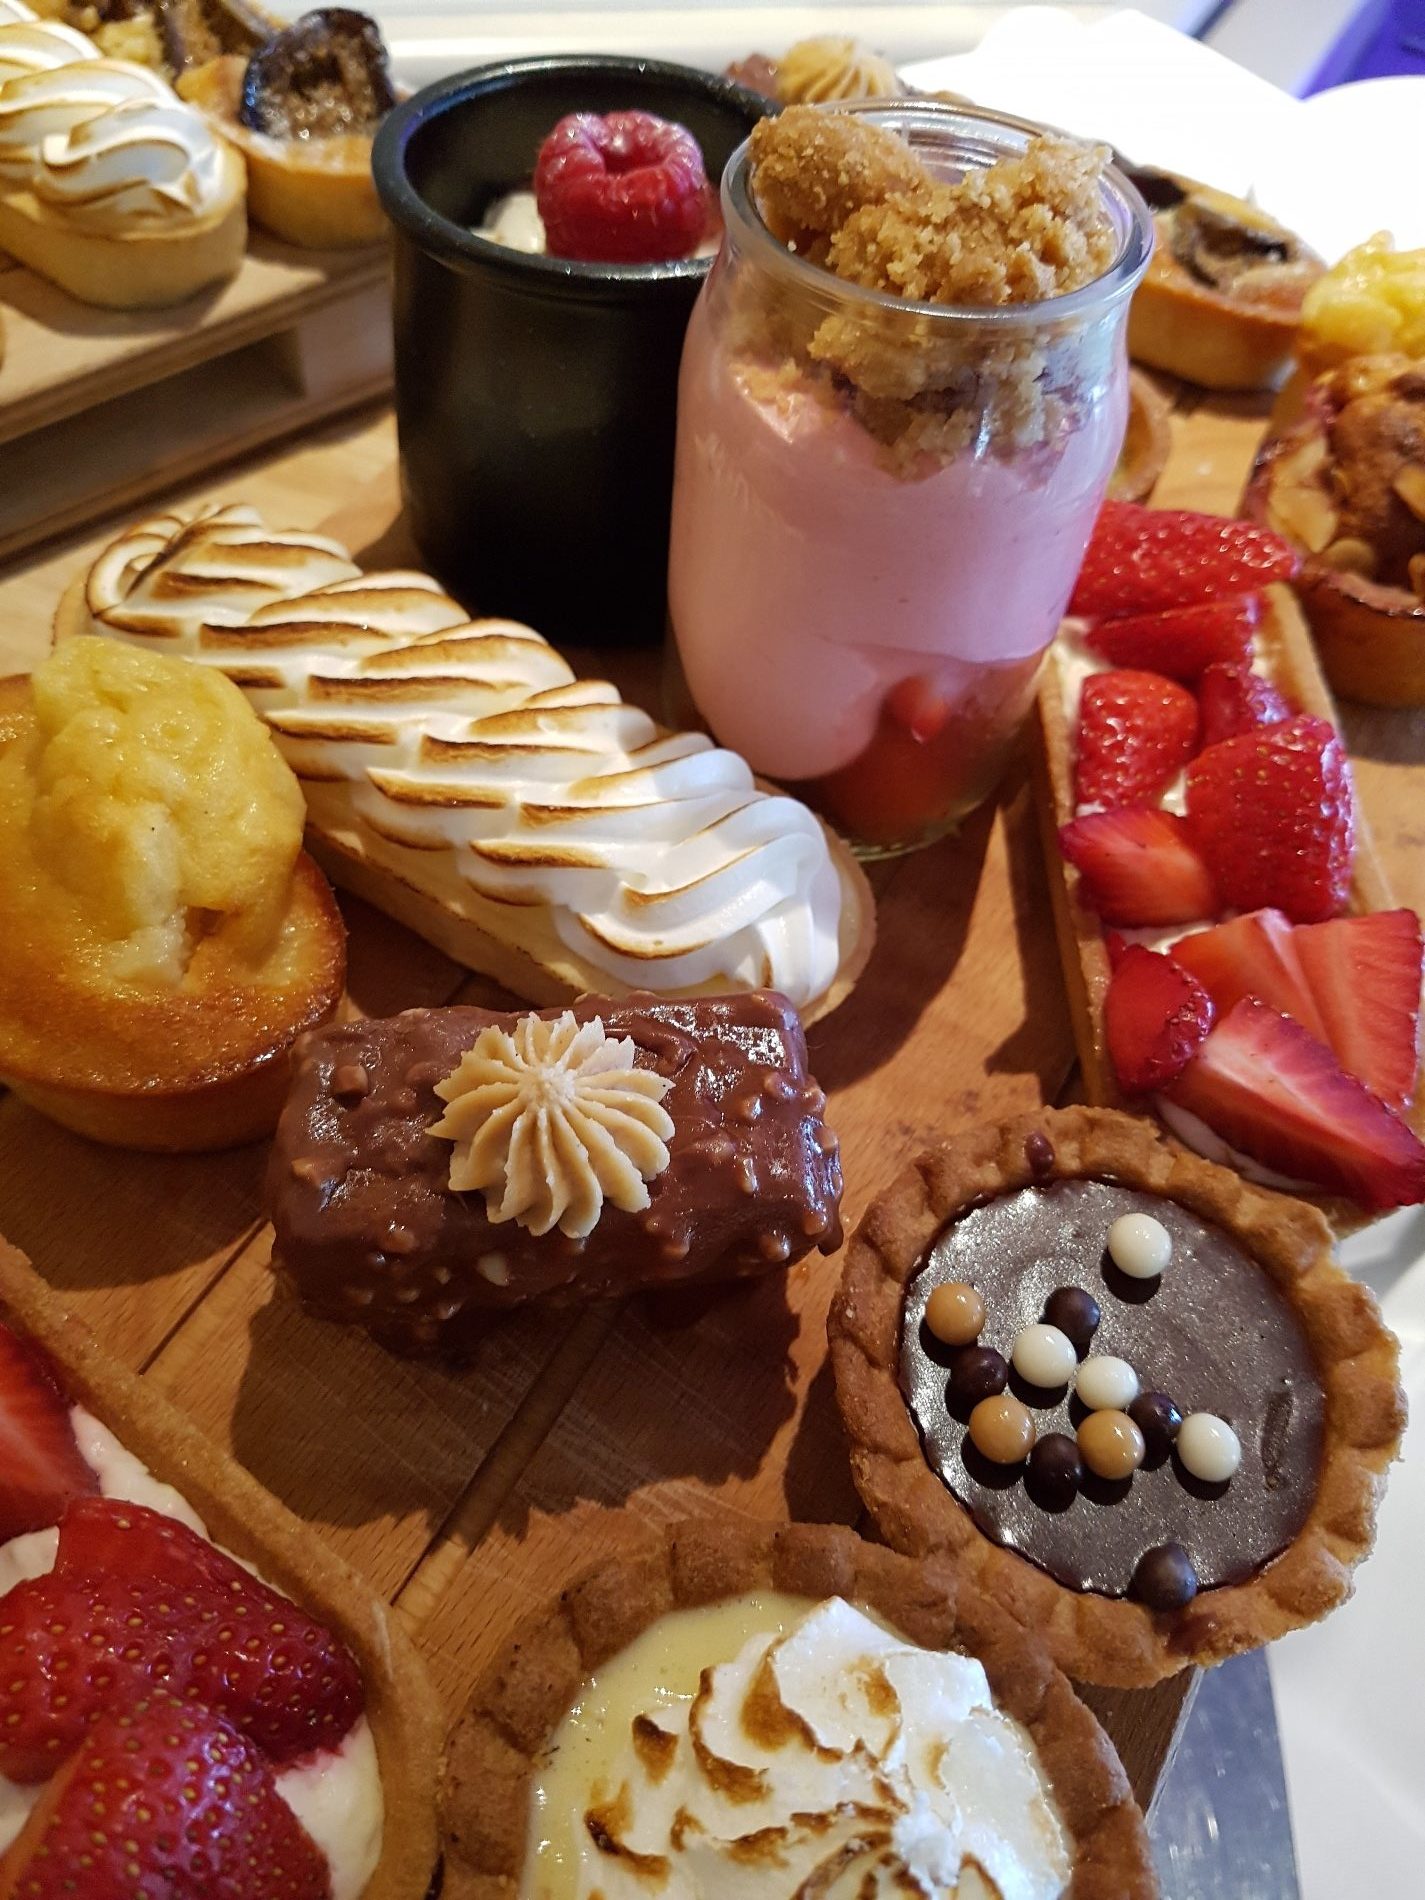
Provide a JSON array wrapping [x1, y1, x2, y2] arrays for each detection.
[[0, 1406, 383, 1895], [477, 185, 720, 260]]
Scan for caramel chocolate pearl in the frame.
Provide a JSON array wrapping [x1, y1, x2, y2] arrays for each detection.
[[1043, 1285, 1100, 1352], [1129, 1391, 1183, 1463], [1077, 1409, 1146, 1482], [1028, 1432, 1083, 1507], [949, 1346, 1008, 1410], [925, 1281, 985, 1348], [1132, 1542, 1199, 1611], [969, 1393, 1036, 1465]]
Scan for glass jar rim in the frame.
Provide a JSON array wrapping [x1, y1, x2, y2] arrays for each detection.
[[721, 98, 1155, 328]]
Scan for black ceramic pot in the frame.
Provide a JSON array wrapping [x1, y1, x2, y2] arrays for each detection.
[[373, 55, 771, 647]]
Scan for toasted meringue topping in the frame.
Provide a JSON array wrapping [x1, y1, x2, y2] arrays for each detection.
[[0, 54, 159, 181], [429, 1012, 673, 1237], [531, 1595, 1070, 1900], [35, 79, 228, 229], [78, 508, 848, 1008], [0, 16, 96, 99]]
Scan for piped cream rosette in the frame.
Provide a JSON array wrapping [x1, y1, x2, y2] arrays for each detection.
[[0, 0, 244, 307], [60, 505, 874, 1019]]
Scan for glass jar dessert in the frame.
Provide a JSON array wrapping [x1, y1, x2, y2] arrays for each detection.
[[668, 103, 1153, 855]]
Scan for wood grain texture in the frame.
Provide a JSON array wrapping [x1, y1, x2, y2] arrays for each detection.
[[0, 384, 1418, 1840]]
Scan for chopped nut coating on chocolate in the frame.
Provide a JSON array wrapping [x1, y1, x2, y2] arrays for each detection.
[[267, 991, 842, 1357]]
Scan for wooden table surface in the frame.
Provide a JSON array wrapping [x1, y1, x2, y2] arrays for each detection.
[[0, 386, 1420, 1828]]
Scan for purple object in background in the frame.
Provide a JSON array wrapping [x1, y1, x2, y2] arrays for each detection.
[[1308, 0, 1425, 92]]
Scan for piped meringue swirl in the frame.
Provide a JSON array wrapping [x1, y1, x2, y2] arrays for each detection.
[[34, 82, 229, 229], [0, 15, 96, 99], [0, 52, 156, 181], [78, 507, 850, 1009]]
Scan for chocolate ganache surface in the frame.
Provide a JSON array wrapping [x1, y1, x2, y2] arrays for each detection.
[[899, 1179, 1324, 1597], [268, 990, 842, 1357]]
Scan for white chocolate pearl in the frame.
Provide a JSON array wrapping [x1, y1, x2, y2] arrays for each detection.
[[1178, 1412, 1242, 1484], [1108, 1213, 1173, 1280], [1076, 1355, 1140, 1413], [1011, 1323, 1077, 1390]]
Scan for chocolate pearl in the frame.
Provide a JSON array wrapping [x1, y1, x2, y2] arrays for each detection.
[[1025, 1131, 1056, 1177], [1043, 1285, 1100, 1352], [1178, 1412, 1242, 1484], [1076, 1354, 1140, 1414], [1132, 1543, 1199, 1611], [1027, 1432, 1083, 1507], [925, 1282, 985, 1348], [1077, 1409, 1145, 1482], [949, 1346, 1008, 1410], [1129, 1391, 1183, 1464], [1011, 1323, 1077, 1390], [969, 1393, 1036, 1465]]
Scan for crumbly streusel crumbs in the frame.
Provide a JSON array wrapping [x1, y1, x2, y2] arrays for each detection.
[[748, 107, 927, 250]]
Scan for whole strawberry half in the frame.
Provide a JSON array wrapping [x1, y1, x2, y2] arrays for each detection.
[[1197, 659, 1292, 747], [1084, 594, 1260, 682], [0, 1499, 363, 1781], [1074, 669, 1200, 811], [1105, 945, 1214, 1094], [0, 1694, 330, 1900], [1166, 997, 1425, 1210], [1070, 501, 1299, 619], [1185, 715, 1354, 924], [0, 1320, 96, 1544], [1059, 808, 1218, 928], [534, 109, 710, 263]]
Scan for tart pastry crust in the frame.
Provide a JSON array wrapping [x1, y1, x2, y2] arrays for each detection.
[[828, 1106, 1405, 1688], [441, 1516, 1157, 1899], [0, 1235, 443, 1899]]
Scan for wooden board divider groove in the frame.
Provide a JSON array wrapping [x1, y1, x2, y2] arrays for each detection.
[[0, 386, 1421, 1836]]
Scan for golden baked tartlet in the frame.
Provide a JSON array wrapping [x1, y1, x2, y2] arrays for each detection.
[[443, 1518, 1158, 1899], [1126, 170, 1323, 391], [829, 1107, 1404, 1688], [0, 641, 345, 1150]]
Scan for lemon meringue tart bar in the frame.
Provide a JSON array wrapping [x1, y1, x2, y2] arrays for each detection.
[[59, 504, 875, 1022], [266, 991, 842, 1357], [441, 1519, 1157, 1899]]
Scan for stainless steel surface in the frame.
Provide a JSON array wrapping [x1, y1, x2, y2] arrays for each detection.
[[1151, 1651, 1300, 1900]]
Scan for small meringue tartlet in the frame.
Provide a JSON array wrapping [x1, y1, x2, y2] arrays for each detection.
[[0, 641, 345, 1151]]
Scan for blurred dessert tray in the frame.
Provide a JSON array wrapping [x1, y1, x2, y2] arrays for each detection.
[[0, 235, 391, 565], [0, 373, 1420, 1857]]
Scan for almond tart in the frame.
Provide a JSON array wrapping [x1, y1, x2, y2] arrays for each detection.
[[0, 1235, 443, 1898], [829, 1106, 1404, 1690], [1245, 354, 1425, 707], [0, 647, 345, 1151], [442, 1516, 1157, 1899], [1124, 169, 1322, 392]]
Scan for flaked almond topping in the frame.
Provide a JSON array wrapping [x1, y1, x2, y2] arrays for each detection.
[[1409, 553, 1425, 599], [429, 1013, 674, 1238], [1318, 537, 1378, 577], [1392, 464, 1425, 522]]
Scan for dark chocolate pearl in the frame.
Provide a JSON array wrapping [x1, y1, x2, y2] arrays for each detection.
[[1043, 1285, 1101, 1353], [1027, 1432, 1083, 1508], [1129, 1391, 1183, 1464], [949, 1346, 1009, 1410], [1131, 1542, 1199, 1611]]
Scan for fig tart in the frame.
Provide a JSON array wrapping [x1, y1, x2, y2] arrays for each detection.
[[829, 1107, 1405, 1688], [442, 1517, 1157, 1899]]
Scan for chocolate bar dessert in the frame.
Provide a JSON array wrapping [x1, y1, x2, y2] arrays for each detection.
[[267, 990, 842, 1356]]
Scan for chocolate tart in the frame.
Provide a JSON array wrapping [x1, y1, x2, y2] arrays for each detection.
[[441, 1517, 1157, 1899], [829, 1107, 1405, 1687]]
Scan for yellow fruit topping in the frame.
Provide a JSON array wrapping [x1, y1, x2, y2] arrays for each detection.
[[1300, 232, 1425, 370]]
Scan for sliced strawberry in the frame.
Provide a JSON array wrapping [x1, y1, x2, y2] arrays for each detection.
[[1166, 998, 1425, 1210], [0, 1694, 330, 1900], [1084, 594, 1260, 681], [0, 1501, 363, 1780], [1105, 945, 1215, 1094], [0, 1321, 96, 1543], [1295, 909, 1424, 1111], [1074, 669, 1199, 811], [1198, 659, 1292, 747], [1185, 716, 1354, 924], [1171, 910, 1329, 1043], [1060, 808, 1218, 928], [1070, 501, 1301, 619]]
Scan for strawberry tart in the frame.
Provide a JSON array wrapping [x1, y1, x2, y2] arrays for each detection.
[[1037, 499, 1425, 1224], [0, 1238, 441, 1898]]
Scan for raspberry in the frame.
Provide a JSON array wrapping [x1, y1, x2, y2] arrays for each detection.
[[534, 110, 711, 264]]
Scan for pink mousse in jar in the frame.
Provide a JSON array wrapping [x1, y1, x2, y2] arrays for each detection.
[[668, 103, 1153, 854]]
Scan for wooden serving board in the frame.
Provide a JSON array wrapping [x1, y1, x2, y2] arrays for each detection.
[[0, 236, 392, 565], [0, 385, 1420, 1833]]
